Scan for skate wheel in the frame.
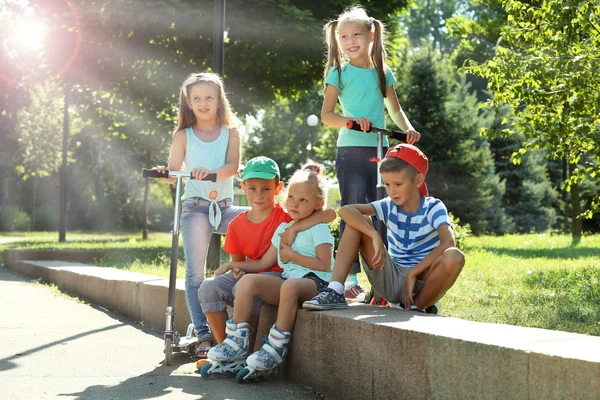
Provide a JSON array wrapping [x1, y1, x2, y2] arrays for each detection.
[[164, 337, 173, 365], [236, 368, 251, 383], [196, 359, 210, 370], [200, 362, 212, 378]]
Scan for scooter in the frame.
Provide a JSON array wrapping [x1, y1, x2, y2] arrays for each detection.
[[142, 168, 216, 365]]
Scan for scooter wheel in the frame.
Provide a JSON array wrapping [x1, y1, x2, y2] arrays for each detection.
[[236, 367, 251, 383], [164, 337, 173, 365], [200, 362, 212, 378]]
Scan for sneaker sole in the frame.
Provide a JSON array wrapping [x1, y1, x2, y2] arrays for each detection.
[[302, 302, 348, 311]]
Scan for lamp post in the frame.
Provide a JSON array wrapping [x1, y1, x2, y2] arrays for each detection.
[[207, 0, 226, 271]]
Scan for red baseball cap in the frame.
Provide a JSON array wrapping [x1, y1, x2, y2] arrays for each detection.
[[384, 144, 429, 196]]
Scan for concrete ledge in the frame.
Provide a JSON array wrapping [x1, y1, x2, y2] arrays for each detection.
[[4, 258, 600, 400], [3, 249, 104, 266]]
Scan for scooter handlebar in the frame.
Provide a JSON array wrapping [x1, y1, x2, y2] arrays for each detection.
[[345, 120, 408, 143], [142, 169, 217, 182]]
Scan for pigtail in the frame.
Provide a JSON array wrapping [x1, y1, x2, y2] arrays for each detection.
[[323, 20, 343, 95], [370, 18, 388, 98]]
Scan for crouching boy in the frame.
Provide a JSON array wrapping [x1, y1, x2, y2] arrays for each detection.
[[303, 144, 465, 312]]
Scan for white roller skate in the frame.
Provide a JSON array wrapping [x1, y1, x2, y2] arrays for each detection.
[[199, 320, 250, 378], [236, 324, 291, 383]]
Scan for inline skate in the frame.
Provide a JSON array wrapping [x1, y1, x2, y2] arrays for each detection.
[[236, 324, 291, 383], [199, 320, 250, 377]]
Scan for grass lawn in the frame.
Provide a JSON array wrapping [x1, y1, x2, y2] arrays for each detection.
[[1, 231, 599, 336]]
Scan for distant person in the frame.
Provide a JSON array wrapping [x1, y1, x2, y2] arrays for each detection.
[[304, 144, 465, 313], [320, 6, 422, 302], [197, 156, 335, 370], [204, 161, 335, 380], [152, 72, 247, 358]]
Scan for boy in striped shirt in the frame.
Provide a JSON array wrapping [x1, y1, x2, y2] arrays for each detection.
[[303, 144, 465, 313]]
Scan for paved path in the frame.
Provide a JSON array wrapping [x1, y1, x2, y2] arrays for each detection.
[[0, 266, 320, 400]]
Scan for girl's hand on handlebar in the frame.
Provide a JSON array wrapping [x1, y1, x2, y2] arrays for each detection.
[[352, 117, 372, 133], [191, 167, 211, 180], [405, 128, 421, 144], [152, 165, 171, 182]]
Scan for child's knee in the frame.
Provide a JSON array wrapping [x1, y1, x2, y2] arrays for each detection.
[[280, 280, 301, 300], [444, 247, 465, 270]]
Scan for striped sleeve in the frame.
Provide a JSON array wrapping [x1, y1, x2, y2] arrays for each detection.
[[429, 199, 450, 230], [369, 198, 390, 224]]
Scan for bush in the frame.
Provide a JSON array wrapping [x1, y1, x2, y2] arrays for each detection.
[[449, 212, 472, 249], [34, 204, 58, 231], [13, 210, 30, 231], [0, 206, 30, 231]]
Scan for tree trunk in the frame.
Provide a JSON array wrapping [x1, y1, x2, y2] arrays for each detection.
[[568, 162, 581, 239], [30, 175, 37, 231], [142, 152, 151, 240]]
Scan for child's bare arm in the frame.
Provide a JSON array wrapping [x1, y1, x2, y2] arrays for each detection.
[[403, 225, 456, 308], [321, 85, 353, 128], [214, 245, 277, 276], [339, 204, 388, 268], [230, 254, 245, 262], [209, 128, 241, 179], [338, 204, 377, 238], [280, 242, 332, 272], [384, 86, 421, 145], [407, 225, 456, 279], [280, 209, 336, 245], [153, 130, 186, 184]]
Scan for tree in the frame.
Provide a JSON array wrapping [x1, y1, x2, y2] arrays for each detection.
[[467, 0, 600, 238], [13, 82, 83, 229]]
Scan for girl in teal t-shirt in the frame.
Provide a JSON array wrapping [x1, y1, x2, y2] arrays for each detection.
[[320, 6, 421, 299]]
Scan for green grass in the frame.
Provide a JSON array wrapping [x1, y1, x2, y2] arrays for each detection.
[[0, 231, 231, 278], [1, 231, 599, 336]]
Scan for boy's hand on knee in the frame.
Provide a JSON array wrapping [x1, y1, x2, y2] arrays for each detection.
[[371, 237, 387, 269], [232, 268, 245, 280], [403, 275, 416, 308], [214, 262, 232, 276]]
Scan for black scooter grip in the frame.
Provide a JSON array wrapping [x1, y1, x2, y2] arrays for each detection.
[[143, 169, 217, 182], [346, 120, 372, 132], [201, 173, 217, 182], [143, 168, 168, 178]]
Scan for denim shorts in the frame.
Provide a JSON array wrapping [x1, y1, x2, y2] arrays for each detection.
[[299, 272, 329, 292]]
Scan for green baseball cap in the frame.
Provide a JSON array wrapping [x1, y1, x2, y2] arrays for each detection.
[[242, 156, 280, 181]]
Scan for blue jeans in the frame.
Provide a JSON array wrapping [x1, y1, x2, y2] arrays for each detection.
[[336, 146, 385, 274], [180, 197, 248, 341]]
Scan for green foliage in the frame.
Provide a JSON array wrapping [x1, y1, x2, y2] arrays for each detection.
[[0, 206, 29, 231], [486, 105, 559, 232], [466, 0, 600, 220], [33, 204, 59, 231], [243, 87, 329, 180], [448, 212, 472, 249]]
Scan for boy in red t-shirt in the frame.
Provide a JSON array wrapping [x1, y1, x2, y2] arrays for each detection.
[[198, 156, 335, 358]]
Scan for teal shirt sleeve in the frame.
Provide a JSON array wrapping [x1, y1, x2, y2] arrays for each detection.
[[311, 224, 335, 248], [325, 66, 341, 90], [385, 67, 396, 88]]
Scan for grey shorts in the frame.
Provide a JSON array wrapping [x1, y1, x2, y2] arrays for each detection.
[[198, 271, 281, 315], [360, 253, 424, 304]]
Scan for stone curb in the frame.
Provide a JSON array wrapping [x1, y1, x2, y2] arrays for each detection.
[[3, 252, 600, 400]]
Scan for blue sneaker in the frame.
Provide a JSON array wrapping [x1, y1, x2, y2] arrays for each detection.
[[302, 288, 348, 310]]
